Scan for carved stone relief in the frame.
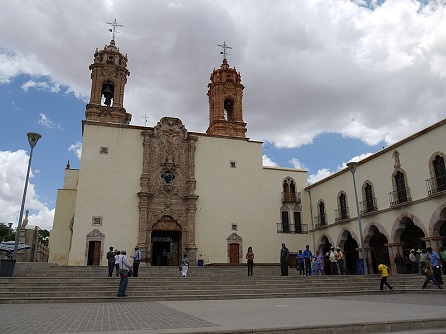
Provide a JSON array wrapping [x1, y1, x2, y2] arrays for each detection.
[[138, 117, 198, 261]]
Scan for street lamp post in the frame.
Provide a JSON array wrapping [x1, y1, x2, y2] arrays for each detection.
[[346, 161, 368, 275], [12, 132, 42, 261]]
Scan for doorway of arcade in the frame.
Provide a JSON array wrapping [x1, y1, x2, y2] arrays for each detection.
[[151, 230, 181, 266]]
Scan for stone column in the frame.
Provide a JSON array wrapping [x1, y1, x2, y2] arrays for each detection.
[[385, 243, 403, 275]]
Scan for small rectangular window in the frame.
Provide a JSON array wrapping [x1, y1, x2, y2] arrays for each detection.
[[99, 147, 109, 155], [230, 161, 236, 168], [231, 224, 238, 231]]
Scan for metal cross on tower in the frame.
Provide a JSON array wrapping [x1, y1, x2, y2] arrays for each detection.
[[142, 114, 149, 126], [218, 41, 232, 60], [107, 18, 123, 41]]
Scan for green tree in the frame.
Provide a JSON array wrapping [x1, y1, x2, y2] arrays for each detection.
[[0, 223, 15, 242], [38, 229, 50, 246]]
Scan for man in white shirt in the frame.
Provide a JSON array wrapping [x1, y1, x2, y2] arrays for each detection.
[[117, 250, 132, 297], [131, 246, 142, 277]]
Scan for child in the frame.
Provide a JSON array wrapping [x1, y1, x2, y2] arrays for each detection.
[[378, 263, 394, 292], [296, 250, 304, 276]]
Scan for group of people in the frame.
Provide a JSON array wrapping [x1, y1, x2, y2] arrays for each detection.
[[278, 243, 444, 292], [106, 246, 192, 296], [106, 246, 142, 297], [278, 243, 344, 277]]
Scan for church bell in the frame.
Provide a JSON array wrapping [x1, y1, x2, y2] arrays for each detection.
[[101, 83, 114, 107]]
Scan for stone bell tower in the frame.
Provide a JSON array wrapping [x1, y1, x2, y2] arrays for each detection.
[[85, 20, 131, 124], [206, 42, 247, 137]]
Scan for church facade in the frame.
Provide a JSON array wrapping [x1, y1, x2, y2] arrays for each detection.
[[49, 38, 446, 274], [48, 39, 309, 266]]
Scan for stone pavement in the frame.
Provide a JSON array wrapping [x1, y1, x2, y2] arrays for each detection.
[[1, 294, 445, 334]]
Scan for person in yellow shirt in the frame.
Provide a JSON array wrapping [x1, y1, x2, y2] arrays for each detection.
[[378, 263, 394, 292]]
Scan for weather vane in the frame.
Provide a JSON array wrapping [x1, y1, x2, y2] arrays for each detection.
[[218, 41, 232, 60], [106, 18, 123, 41]]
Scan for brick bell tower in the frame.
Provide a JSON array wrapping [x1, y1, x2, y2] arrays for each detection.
[[206, 42, 247, 137], [85, 20, 131, 124]]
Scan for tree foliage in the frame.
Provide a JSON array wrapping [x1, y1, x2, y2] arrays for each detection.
[[0, 223, 15, 242], [38, 229, 50, 246]]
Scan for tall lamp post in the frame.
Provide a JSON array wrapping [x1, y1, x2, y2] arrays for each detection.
[[12, 132, 42, 261], [346, 161, 368, 275]]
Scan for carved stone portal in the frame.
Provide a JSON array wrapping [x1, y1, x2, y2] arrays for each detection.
[[137, 117, 198, 263]]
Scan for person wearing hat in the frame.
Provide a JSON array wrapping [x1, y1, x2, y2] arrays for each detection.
[[106, 246, 115, 277]]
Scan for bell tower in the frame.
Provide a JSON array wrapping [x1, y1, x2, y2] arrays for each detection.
[[206, 42, 247, 137], [85, 20, 131, 124]]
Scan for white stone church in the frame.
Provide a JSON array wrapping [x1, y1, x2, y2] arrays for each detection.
[[49, 37, 446, 275]]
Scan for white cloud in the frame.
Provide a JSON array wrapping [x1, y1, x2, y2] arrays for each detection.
[[289, 158, 307, 170], [338, 152, 374, 170], [38, 113, 62, 130], [0, 0, 444, 150], [68, 142, 82, 159], [308, 169, 334, 185], [0, 150, 54, 230], [262, 154, 278, 167], [22, 80, 60, 93]]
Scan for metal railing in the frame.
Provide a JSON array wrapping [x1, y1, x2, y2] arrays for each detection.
[[277, 223, 308, 234], [426, 175, 446, 195], [389, 187, 412, 207], [360, 197, 378, 214], [334, 207, 349, 222], [281, 192, 301, 203], [314, 214, 327, 227]]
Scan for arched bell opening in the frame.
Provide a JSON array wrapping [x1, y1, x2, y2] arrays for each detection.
[[101, 81, 115, 107]]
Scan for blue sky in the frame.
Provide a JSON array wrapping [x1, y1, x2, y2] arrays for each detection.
[[1, 0, 445, 230]]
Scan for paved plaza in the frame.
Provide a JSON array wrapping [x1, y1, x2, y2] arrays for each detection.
[[1, 294, 445, 334]]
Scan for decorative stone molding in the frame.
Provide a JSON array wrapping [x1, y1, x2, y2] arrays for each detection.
[[138, 117, 198, 257]]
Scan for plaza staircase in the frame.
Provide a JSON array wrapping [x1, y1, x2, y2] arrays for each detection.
[[0, 264, 443, 304]]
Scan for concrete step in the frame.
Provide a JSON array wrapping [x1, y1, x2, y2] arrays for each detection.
[[2, 265, 442, 304]]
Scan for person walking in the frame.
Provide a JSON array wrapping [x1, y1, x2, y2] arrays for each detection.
[[280, 243, 289, 276], [131, 246, 142, 277], [181, 254, 190, 277], [114, 250, 121, 278], [422, 257, 443, 290], [303, 245, 313, 276], [427, 247, 443, 285], [336, 247, 348, 275], [378, 263, 394, 292], [246, 246, 254, 276], [326, 247, 338, 275], [117, 250, 132, 297], [106, 246, 115, 277]]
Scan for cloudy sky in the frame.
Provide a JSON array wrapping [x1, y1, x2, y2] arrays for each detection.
[[1, 0, 445, 231]]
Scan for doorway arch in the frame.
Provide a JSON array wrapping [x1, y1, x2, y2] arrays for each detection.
[[151, 215, 182, 266]]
